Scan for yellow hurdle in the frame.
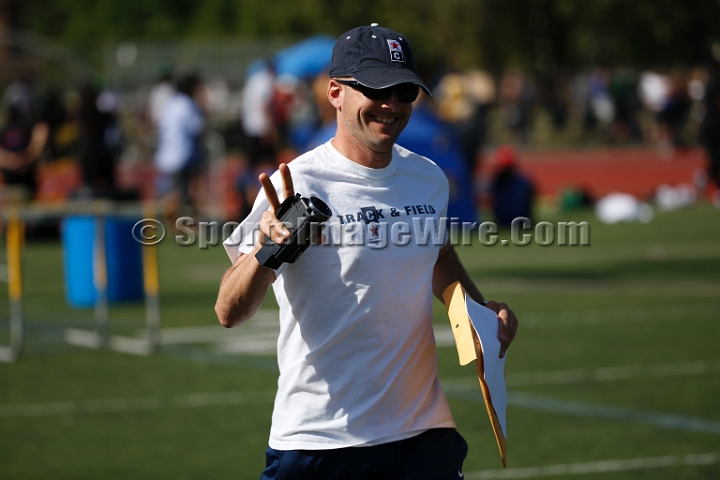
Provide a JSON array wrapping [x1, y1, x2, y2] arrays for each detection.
[[0, 210, 24, 362], [142, 236, 160, 297], [7, 211, 23, 302], [141, 202, 161, 351], [3, 201, 164, 360]]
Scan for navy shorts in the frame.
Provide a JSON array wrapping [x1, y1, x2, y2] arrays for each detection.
[[259, 428, 468, 480]]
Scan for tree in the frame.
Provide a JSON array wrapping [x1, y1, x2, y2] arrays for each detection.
[[14, 0, 720, 72]]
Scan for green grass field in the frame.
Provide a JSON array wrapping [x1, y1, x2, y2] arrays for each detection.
[[1, 203, 719, 479]]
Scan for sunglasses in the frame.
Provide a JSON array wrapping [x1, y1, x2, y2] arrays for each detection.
[[335, 79, 420, 103]]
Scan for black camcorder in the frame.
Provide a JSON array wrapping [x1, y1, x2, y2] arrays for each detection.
[[255, 193, 333, 270]]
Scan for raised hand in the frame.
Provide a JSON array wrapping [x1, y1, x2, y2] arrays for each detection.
[[257, 163, 294, 245]]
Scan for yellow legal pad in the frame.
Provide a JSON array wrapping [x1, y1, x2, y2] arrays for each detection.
[[443, 281, 508, 467]]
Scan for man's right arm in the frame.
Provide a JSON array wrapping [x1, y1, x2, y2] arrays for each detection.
[[214, 244, 275, 328], [214, 163, 294, 328]]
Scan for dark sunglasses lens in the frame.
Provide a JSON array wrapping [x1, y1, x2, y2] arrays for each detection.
[[359, 86, 389, 100], [346, 81, 419, 103], [364, 85, 419, 102], [396, 84, 420, 102]]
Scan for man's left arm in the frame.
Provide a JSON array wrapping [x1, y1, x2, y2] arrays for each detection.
[[432, 241, 519, 358]]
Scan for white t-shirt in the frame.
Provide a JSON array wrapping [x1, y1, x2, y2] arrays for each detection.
[[154, 93, 204, 174], [148, 81, 175, 128], [224, 141, 455, 450], [241, 68, 274, 138]]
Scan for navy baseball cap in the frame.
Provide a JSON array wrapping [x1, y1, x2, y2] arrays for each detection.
[[328, 23, 431, 96]]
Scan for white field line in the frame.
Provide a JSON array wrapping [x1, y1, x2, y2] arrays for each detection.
[[214, 335, 278, 355], [4, 359, 717, 420], [0, 390, 276, 419], [146, 303, 716, 355], [120, 301, 718, 357], [518, 303, 718, 328], [159, 309, 280, 345], [442, 359, 720, 389], [474, 278, 720, 298], [464, 452, 719, 479], [158, 318, 465, 354], [503, 391, 720, 435]]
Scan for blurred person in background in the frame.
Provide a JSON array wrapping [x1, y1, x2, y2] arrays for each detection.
[[488, 144, 535, 228], [1, 73, 45, 201], [268, 73, 298, 156], [37, 86, 68, 163], [2, 72, 35, 122], [637, 69, 683, 157], [397, 87, 478, 224], [586, 67, 616, 140], [541, 70, 570, 134], [436, 70, 495, 180], [148, 62, 175, 131], [498, 70, 534, 144], [300, 72, 345, 153], [154, 72, 205, 215], [608, 68, 643, 143], [700, 43, 720, 208], [657, 69, 692, 149], [240, 60, 277, 168], [307, 71, 338, 145], [77, 80, 123, 198], [0, 104, 49, 201], [235, 60, 278, 219]]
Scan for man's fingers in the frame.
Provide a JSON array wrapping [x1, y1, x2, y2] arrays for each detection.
[[259, 172, 280, 211], [260, 211, 290, 244], [496, 302, 509, 342], [486, 300, 518, 358], [257, 164, 298, 247], [279, 163, 295, 201], [259, 164, 294, 212]]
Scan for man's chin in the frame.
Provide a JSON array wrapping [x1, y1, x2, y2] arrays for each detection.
[[368, 136, 399, 153], [369, 127, 402, 147]]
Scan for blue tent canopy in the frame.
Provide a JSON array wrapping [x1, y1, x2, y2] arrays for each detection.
[[273, 35, 336, 78]]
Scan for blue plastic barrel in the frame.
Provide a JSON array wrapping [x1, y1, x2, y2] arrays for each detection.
[[62, 216, 144, 308]]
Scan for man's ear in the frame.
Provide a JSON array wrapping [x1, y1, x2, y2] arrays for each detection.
[[327, 80, 343, 110]]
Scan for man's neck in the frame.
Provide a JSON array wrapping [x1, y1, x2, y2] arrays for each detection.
[[330, 136, 393, 169]]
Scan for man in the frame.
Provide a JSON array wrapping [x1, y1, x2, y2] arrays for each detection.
[[216, 24, 518, 480]]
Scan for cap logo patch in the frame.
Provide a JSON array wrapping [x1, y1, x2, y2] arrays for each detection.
[[387, 39, 405, 63]]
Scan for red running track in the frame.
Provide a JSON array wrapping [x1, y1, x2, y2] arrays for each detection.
[[487, 146, 709, 201], [19, 146, 710, 208]]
